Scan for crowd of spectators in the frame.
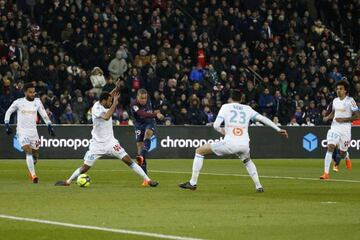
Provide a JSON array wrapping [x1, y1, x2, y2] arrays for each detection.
[[0, 0, 359, 126]]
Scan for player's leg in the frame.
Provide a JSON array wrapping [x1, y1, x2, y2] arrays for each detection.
[[22, 144, 38, 183], [344, 151, 351, 170], [55, 151, 98, 186], [138, 126, 155, 173], [135, 127, 147, 172], [332, 148, 340, 172], [179, 143, 214, 190], [339, 136, 352, 170], [321, 130, 338, 179], [32, 149, 39, 165], [238, 148, 264, 192], [111, 141, 158, 187]]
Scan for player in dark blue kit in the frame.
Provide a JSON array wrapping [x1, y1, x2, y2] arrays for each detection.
[[130, 89, 164, 176]]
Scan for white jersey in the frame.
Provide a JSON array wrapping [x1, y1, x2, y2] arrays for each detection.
[[215, 103, 259, 144], [331, 96, 358, 135], [91, 101, 114, 143], [4, 97, 51, 137]]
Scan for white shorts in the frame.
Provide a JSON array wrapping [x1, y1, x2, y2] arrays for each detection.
[[326, 129, 351, 152], [18, 134, 40, 150], [84, 139, 128, 166], [210, 140, 250, 160]]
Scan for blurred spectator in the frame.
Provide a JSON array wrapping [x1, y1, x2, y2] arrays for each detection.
[[0, 0, 358, 126], [60, 105, 80, 124], [90, 67, 106, 97], [108, 50, 128, 80], [258, 88, 275, 117], [187, 96, 208, 125]]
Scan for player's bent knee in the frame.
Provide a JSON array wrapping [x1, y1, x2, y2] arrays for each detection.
[[340, 151, 347, 158], [144, 130, 153, 138], [327, 144, 336, 152], [81, 165, 91, 173], [121, 155, 132, 166], [22, 145, 32, 154], [243, 158, 250, 164], [196, 144, 212, 155]]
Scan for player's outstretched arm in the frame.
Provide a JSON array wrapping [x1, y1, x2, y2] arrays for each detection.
[[37, 100, 55, 136], [102, 93, 120, 120], [110, 79, 121, 96], [323, 110, 334, 122], [254, 114, 288, 138], [335, 110, 360, 123], [4, 101, 18, 135], [213, 115, 225, 135]]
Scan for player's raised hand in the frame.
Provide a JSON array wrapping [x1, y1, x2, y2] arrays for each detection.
[[278, 129, 288, 138], [113, 92, 120, 105], [115, 78, 121, 90], [156, 112, 164, 120], [5, 123, 12, 135]]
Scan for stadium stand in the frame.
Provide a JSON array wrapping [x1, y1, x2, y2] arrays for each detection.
[[0, 0, 359, 126]]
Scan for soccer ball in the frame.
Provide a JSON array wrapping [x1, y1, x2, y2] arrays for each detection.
[[77, 174, 90, 187]]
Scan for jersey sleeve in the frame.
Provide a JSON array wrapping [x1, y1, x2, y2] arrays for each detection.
[[131, 103, 140, 113], [349, 98, 359, 112], [4, 100, 19, 123], [216, 105, 226, 120], [92, 104, 107, 118], [248, 107, 260, 121], [213, 106, 226, 133]]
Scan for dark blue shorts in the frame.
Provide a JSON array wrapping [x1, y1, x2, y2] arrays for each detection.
[[134, 123, 155, 142]]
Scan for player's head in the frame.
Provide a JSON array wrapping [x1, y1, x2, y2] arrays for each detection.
[[229, 89, 242, 103], [137, 88, 148, 105], [99, 91, 113, 108], [23, 82, 36, 101], [335, 79, 350, 98]]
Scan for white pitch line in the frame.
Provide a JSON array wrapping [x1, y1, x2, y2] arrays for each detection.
[[147, 170, 360, 183], [1, 169, 360, 183], [0, 214, 204, 240]]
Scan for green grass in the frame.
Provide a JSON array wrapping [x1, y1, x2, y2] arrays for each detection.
[[0, 159, 360, 240]]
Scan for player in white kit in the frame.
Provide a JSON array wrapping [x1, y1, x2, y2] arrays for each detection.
[[4, 83, 55, 183], [179, 90, 288, 192], [55, 91, 158, 187], [320, 80, 359, 180]]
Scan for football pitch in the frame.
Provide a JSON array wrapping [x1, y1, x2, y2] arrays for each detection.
[[0, 159, 359, 240]]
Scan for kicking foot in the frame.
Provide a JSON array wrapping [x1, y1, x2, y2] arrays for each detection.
[[28, 172, 38, 183], [320, 172, 329, 180], [345, 158, 352, 171], [332, 163, 339, 172], [256, 187, 264, 193], [54, 180, 70, 186], [142, 180, 159, 187], [179, 181, 197, 190]]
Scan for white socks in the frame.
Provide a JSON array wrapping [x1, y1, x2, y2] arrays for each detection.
[[244, 160, 262, 189], [190, 154, 204, 186], [324, 151, 333, 174], [67, 167, 82, 183], [130, 162, 150, 181], [26, 153, 36, 177]]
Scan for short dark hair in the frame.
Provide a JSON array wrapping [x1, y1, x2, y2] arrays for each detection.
[[335, 79, 350, 92], [230, 89, 242, 102], [23, 82, 34, 92], [99, 91, 111, 102], [137, 88, 147, 96]]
